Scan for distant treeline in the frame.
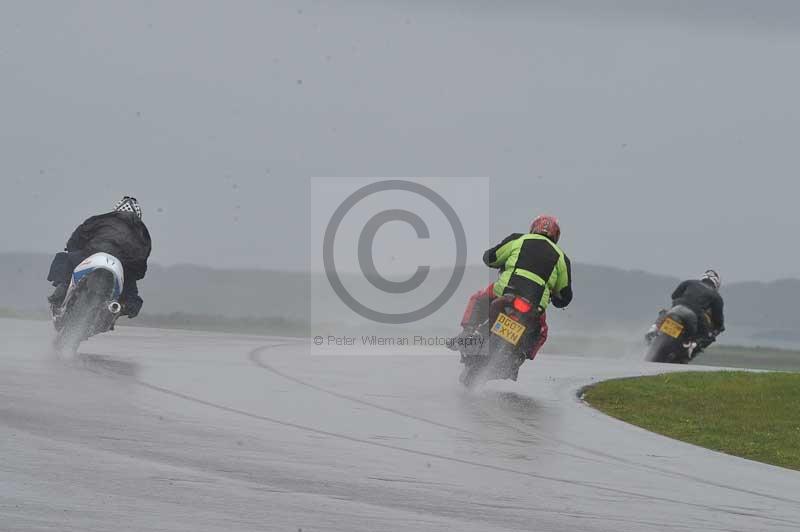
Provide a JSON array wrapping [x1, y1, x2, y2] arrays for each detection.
[[7, 252, 800, 347]]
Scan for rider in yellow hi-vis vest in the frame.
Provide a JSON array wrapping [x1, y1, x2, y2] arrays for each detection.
[[452, 215, 573, 361]]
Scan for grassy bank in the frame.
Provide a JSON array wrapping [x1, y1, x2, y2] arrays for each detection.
[[541, 335, 800, 371], [0, 308, 48, 320], [584, 371, 800, 470], [700, 344, 800, 371]]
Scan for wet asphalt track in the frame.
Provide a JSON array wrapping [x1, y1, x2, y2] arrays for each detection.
[[1, 318, 798, 532]]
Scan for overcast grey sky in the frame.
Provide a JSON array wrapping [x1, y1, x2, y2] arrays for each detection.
[[2, 1, 799, 282]]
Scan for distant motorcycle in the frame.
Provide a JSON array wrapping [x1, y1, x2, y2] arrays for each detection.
[[644, 307, 716, 364], [50, 252, 124, 354], [456, 294, 541, 388]]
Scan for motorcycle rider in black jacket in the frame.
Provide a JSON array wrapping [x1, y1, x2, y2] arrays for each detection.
[[666, 269, 725, 354], [46, 196, 152, 318]]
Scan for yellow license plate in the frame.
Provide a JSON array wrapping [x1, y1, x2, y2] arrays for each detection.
[[491, 313, 527, 346], [660, 317, 684, 338]]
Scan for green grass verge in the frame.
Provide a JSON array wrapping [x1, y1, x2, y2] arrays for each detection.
[[701, 345, 800, 371], [584, 371, 800, 471]]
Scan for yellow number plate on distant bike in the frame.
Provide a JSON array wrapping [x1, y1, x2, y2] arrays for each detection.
[[492, 313, 527, 346], [660, 317, 684, 339]]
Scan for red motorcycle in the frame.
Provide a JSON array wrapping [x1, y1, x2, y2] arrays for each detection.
[[456, 294, 542, 388]]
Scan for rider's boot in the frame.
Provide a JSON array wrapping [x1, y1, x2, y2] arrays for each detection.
[[450, 290, 493, 352], [47, 283, 68, 306], [448, 317, 482, 352], [448, 325, 478, 350]]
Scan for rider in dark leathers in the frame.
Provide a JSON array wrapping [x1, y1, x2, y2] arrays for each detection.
[[47, 197, 151, 318], [648, 269, 725, 355]]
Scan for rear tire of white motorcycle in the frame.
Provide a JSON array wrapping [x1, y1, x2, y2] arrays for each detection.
[[54, 327, 81, 358], [53, 271, 111, 357]]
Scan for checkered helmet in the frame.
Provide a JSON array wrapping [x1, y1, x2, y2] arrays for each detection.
[[701, 269, 721, 290], [114, 196, 142, 220]]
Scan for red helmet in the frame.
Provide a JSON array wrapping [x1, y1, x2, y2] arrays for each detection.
[[530, 215, 561, 243]]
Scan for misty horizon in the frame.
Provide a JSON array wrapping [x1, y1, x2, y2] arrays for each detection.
[[3, 2, 800, 284], [4, 249, 799, 287]]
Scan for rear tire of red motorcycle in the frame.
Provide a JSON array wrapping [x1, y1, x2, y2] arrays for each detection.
[[460, 357, 487, 389]]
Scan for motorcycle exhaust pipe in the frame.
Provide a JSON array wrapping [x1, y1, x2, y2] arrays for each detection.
[[108, 301, 122, 314]]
